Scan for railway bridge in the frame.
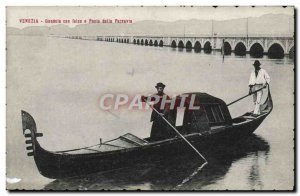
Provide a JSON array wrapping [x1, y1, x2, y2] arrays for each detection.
[[66, 34, 294, 59]]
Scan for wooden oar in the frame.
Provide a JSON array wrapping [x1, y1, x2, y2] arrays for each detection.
[[227, 85, 267, 106], [143, 98, 208, 164]]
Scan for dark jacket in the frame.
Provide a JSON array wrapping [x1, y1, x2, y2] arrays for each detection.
[[142, 93, 171, 122]]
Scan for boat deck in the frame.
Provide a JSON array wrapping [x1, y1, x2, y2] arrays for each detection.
[[55, 108, 271, 155], [56, 133, 149, 155]]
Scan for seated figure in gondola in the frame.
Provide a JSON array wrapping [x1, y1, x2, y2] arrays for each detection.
[[141, 82, 175, 141]]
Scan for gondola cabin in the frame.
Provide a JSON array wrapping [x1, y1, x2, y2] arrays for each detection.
[[171, 93, 233, 135]]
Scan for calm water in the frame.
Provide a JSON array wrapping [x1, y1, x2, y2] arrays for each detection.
[[6, 35, 294, 190]]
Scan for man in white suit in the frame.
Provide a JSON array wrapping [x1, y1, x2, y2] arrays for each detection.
[[248, 60, 271, 117]]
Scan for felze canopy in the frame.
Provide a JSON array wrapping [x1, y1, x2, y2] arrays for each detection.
[[169, 92, 233, 134]]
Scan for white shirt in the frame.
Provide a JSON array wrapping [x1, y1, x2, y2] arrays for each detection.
[[249, 68, 270, 86]]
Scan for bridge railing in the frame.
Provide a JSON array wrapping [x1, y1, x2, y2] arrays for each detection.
[[51, 34, 294, 40]]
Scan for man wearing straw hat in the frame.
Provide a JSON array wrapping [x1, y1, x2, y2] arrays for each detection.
[[248, 60, 271, 117]]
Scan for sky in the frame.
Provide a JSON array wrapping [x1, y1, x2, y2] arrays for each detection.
[[6, 6, 294, 28]]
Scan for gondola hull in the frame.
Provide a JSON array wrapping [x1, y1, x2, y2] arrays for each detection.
[[21, 86, 272, 179]]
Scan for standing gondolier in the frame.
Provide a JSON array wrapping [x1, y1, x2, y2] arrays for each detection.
[[141, 82, 175, 140], [248, 60, 271, 117]]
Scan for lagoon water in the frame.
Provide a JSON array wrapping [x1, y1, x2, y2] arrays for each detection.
[[6, 35, 294, 190]]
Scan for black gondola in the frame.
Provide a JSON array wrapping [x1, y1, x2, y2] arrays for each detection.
[[21, 86, 273, 179]]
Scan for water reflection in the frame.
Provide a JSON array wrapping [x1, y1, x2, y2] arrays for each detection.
[[249, 152, 263, 190], [44, 134, 270, 191], [166, 46, 293, 63]]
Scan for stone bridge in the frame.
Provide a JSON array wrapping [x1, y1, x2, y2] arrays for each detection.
[[65, 34, 294, 58]]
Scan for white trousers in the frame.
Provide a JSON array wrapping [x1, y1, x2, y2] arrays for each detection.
[[252, 84, 264, 115]]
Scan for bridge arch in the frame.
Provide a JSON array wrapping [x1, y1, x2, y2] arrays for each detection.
[[186, 41, 192, 51], [159, 40, 164, 47], [289, 44, 294, 59], [288, 44, 294, 53], [178, 40, 184, 48], [154, 40, 158, 47], [137, 39, 140, 45], [194, 41, 201, 52], [133, 39, 136, 44], [234, 42, 247, 56], [223, 41, 232, 55], [203, 41, 212, 53], [127, 39, 129, 43], [267, 40, 285, 52], [268, 43, 284, 59], [149, 40, 153, 46], [171, 40, 177, 48], [141, 39, 144, 45], [145, 39, 149, 46], [249, 42, 264, 58]]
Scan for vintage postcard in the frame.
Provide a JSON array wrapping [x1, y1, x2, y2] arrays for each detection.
[[6, 6, 294, 191]]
